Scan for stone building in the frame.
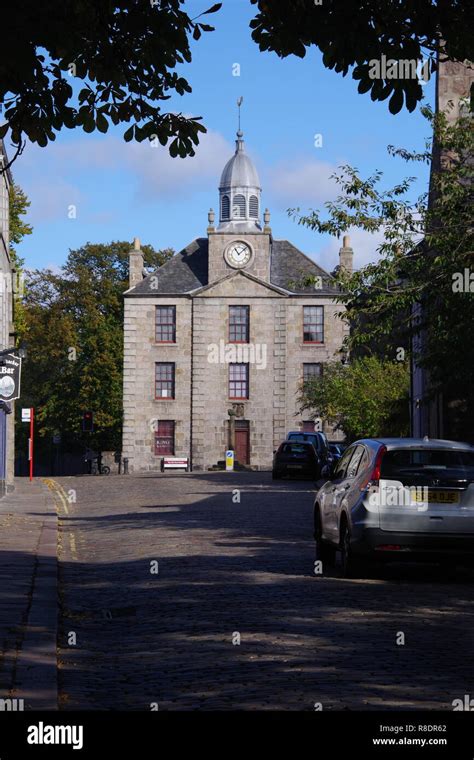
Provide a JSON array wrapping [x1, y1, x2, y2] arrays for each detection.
[[123, 130, 352, 471], [411, 57, 473, 442], [0, 140, 16, 493]]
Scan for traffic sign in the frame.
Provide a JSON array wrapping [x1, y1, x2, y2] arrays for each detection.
[[225, 450, 235, 471], [21, 408, 31, 422]]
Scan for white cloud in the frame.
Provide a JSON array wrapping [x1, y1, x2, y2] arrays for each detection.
[[13, 129, 233, 222], [19, 177, 84, 224], [264, 158, 339, 208]]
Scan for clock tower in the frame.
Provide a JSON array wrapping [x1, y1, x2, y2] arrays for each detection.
[[207, 129, 272, 283]]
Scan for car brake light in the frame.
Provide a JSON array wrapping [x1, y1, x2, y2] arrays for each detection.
[[371, 445, 387, 481], [360, 445, 387, 491]]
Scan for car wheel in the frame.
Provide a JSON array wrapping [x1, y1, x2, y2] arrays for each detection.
[[314, 510, 336, 567], [272, 469, 280, 480], [340, 522, 367, 579]]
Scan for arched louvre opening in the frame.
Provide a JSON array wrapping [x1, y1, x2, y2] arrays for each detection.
[[221, 194, 230, 220], [232, 194, 246, 218], [249, 195, 258, 218]]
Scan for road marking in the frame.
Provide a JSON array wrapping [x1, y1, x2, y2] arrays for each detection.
[[42, 479, 77, 560], [43, 478, 69, 514]]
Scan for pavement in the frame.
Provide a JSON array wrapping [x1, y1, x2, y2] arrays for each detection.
[[0, 477, 58, 710]]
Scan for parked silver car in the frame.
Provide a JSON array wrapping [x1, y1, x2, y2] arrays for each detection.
[[313, 438, 474, 577]]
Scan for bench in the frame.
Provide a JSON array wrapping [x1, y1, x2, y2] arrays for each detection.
[[161, 457, 189, 473]]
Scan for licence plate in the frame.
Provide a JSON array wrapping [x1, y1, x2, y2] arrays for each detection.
[[287, 464, 303, 470], [413, 490, 460, 504]]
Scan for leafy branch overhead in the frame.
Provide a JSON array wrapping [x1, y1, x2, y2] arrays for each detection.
[[250, 0, 474, 114], [0, 1, 222, 164]]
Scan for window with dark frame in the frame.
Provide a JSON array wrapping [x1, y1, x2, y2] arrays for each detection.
[[155, 362, 175, 399], [154, 420, 175, 455], [303, 306, 324, 343], [229, 306, 249, 343], [303, 363, 322, 383], [155, 306, 176, 343], [229, 363, 249, 399]]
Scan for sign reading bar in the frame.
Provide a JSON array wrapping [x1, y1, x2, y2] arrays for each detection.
[[0, 354, 22, 402]]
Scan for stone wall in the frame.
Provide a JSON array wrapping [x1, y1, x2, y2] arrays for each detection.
[[123, 296, 192, 472]]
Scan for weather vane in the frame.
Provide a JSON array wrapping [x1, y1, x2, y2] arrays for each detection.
[[237, 96, 243, 132]]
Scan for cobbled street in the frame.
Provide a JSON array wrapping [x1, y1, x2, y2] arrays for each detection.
[[51, 472, 474, 711]]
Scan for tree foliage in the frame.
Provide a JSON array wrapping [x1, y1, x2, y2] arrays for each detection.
[[17, 241, 173, 451], [8, 183, 32, 264], [0, 1, 222, 166], [8, 183, 32, 343], [250, 0, 474, 113], [290, 107, 474, 422], [299, 358, 410, 441]]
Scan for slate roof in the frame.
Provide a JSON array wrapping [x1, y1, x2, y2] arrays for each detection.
[[125, 237, 340, 296], [271, 240, 339, 295], [126, 238, 208, 295]]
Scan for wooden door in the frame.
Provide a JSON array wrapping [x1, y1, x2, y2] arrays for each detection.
[[235, 422, 250, 465]]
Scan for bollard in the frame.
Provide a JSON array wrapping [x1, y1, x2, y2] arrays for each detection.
[[123, 457, 129, 474]]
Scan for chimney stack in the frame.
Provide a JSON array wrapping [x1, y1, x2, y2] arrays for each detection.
[[129, 237, 144, 288], [339, 235, 353, 274]]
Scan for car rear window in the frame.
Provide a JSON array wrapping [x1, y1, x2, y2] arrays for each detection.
[[288, 434, 322, 452], [380, 449, 474, 477], [281, 443, 312, 457]]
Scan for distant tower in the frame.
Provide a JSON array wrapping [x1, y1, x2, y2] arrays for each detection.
[[218, 98, 262, 232]]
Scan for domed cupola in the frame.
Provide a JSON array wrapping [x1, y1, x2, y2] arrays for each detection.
[[218, 130, 262, 232]]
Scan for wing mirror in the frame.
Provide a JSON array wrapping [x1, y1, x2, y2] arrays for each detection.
[[321, 462, 337, 481], [321, 464, 331, 480]]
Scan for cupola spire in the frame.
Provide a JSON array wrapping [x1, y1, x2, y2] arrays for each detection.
[[218, 99, 262, 232]]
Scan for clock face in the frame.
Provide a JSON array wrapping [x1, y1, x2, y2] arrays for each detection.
[[225, 241, 252, 269]]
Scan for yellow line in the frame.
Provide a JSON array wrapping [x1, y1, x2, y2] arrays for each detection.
[[43, 478, 69, 514], [42, 478, 78, 560]]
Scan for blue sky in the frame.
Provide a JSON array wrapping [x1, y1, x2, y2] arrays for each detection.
[[11, 0, 434, 273]]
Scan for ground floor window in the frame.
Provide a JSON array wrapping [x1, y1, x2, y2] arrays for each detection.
[[154, 420, 175, 455], [303, 363, 322, 383]]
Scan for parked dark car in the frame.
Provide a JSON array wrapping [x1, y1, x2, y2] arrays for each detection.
[[273, 441, 321, 480], [286, 431, 331, 473], [314, 437, 474, 578]]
